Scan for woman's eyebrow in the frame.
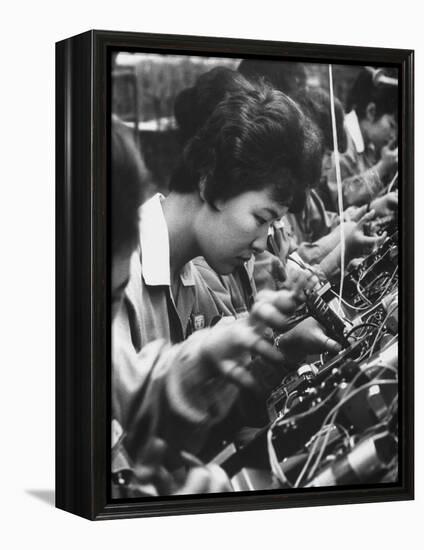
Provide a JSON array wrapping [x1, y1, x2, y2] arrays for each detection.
[[261, 207, 281, 219]]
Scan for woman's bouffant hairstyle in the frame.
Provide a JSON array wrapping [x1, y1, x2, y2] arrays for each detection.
[[346, 67, 398, 120], [294, 87, 347, 153], [174, 67, 251, 144], [238, 59, 307, 98], [111, 118, 151, 254], [171, 70, 322, 212]]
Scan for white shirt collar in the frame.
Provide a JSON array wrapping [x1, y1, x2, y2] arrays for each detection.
[[138, 193, 195, 287], [345, 110, 365, 154]]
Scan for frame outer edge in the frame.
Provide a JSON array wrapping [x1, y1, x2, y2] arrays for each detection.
[[56, 30, 414, 521], [56, 30, 96, 520]]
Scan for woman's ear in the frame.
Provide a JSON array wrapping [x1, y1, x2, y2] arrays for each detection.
[[365, 102, 377, 123], [199, 176, 207, 201], [199, 176, 222, 211]]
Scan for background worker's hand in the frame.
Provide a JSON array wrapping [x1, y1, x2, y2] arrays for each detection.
[[377, 144, 398, 181], [370, 191, 398, 218], [344, 209, 387, 259]]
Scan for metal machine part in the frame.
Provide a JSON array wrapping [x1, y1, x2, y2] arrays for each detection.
[[305, 431, 396, 487]]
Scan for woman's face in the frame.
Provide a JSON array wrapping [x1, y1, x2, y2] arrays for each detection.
[[368, 113, 397, 155], [194, 188, 288, 274], [111, 245, 132, 319]]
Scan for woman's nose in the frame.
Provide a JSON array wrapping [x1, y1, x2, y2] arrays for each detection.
[[251, 226, 269, 254]]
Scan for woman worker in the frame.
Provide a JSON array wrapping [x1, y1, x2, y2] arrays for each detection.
[[110, 117, 316, 495]]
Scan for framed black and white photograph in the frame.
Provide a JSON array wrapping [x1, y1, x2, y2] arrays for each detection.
[[56, 30, 414, 520]]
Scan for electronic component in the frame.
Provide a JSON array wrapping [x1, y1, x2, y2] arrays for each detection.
[[305, 431, 396, 487], [215, 235, 399, 491], [304, 289, 350, 347]]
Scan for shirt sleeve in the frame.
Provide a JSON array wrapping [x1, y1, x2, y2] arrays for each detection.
[[114, 329, 241, 459], [325, 153, 383, 209], [296, 225, 344, 266]]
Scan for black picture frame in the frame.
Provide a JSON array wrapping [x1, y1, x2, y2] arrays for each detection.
[[56, 29, 414, 520]]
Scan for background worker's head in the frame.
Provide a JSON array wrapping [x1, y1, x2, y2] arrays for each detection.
[[111, 119, 151, 316], [347, 67, 398, 154], [238, 59, 307, 98], [295, 86, 347, 177]]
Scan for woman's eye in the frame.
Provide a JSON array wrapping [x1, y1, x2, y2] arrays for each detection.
[[254, 215, 267, 226]]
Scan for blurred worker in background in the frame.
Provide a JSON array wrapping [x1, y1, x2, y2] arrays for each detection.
[[238, 58, 308, 98], [288, 86, 397, 273], [237, 61, 397, 280], [322, 66, 398, 210]]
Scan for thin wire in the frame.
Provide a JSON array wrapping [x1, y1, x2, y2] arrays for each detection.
[[296, 421, 353, 488], [328, 289, 371, 311], [356, 278, 373, 306], [345, 322, 379, 340], [361, 362, 398, 377], [267, 416, 293, 487], [358, 247, 392, 284], [268, 387, 340, 487], [368, 302, 398, 358], [299, 379, 397, 485], [295, 358, 398, 487], [308, 365, 398, 481], [284, 390, 299, 414], [287, 255, 322, 279], [272, 386, 339, 431], [379, 266, 398, 300], [380, 334, 398, 352], [329, 65, 345, 315]]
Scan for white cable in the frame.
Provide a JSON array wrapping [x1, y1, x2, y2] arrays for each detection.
[[387, 171, 398, 193], [267, 417, 293, 487], [328, 65, 345, 314]]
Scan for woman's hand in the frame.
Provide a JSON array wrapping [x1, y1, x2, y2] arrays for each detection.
[[199, 270, 319, 387], [173, 463, 231, 495], [201, 316, 283, 388], [275, 317, 342, 364], [131, 437, 231, 495]]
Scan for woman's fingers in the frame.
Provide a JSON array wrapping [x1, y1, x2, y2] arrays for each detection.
[[252, 336, 285, 364], [357, 209, 376, 227], [219, 358, 256, 388], [250, 299, 291, 330], [349, 204, 368, 222], [277, 317, 342, 356], [359, 231, 387, 252], [310, 326, 342, 353]]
